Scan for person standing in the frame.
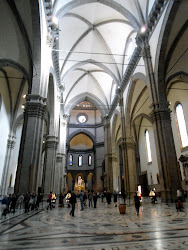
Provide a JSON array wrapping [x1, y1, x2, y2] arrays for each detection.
[[47, 191, 53, 210], [106, 191, 111, 204], [122, 191, 127, 204], [113, 191, 118, 207], [134, 192, 141, 216], [93, 192, 98, 208], [69, 191, 77, 217], [79, 190, 84, 210], [59, 193, 64, 207], [10, 194, 17, 213], [177, 188, 183, 202], [17, 194, 24, 210], [36, 193, 43, 209], [88, 191, 93, 207], [24, 193, 30, 213]]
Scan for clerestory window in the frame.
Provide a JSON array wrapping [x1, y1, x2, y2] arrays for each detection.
[[176, 103, 188, 148], [78, 155, 83, 166], [88, 154, 92, 166], [145, 130, 152, 163], [69, 154, 73, 166]]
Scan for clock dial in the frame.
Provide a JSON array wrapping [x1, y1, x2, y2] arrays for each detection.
[[78, 115, 86, 123]]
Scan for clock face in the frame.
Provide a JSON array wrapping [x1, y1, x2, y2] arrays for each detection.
[[78, 115, 86, 123]]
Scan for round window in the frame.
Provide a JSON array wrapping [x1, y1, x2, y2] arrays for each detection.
[[77, 113, 88, 124]]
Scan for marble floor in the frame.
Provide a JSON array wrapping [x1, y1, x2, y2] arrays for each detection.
[[0, 198, 188, 250]]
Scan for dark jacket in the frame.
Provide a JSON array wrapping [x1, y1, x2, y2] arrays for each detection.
[[70, 193, 77, 204]]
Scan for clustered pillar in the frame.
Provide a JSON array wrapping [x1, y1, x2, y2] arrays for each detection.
[[137, 34, 181, 201], [104, 117, 113, 192], [14, 95, 46, 195]]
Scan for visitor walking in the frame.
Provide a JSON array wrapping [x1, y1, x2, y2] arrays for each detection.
[[79, 190, 84, 210], [47, 191, 53, 210], [17, 194, 24, 210], [88, 191, 93, 207], [24, 193, 30, 213], [134, 192, 141, 216], [122, 191, 127, 204], [113, 191, 118, 207], [93, 192, 98, 208], [69, 191, 77, 217], [106, 191, 111, 204], [10, 194, 17, 213], [59, 193, 64, 207]]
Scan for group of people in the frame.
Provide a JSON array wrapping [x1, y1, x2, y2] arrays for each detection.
[[66, 190, 127, 217], [1, 192, 43, 217], [2, 188, 185, 218], [68, 190, 99, 216]]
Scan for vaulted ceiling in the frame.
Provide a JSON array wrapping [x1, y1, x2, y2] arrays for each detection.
[[52, 0, 155, 115]]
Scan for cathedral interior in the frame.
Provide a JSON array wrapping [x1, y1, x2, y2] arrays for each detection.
[[0, 0, 188, 249]]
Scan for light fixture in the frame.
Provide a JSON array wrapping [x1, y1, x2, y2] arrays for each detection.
[[21, 105, 25, 109], [23, 94, 26, 98], [140, 25, 147, 33], [52, 16, 58, 26]]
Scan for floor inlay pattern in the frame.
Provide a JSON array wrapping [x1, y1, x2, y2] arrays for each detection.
[[0, 198, 187, 249]]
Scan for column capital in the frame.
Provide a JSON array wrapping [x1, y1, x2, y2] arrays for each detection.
[[25, 95, 46, 119], [7, 137, 16, 149], [62, 114, 69, 122], [121, 137, 135, 150], [150, 108, 171, 123], [103, 115, 110, 128], [56, 153, 64, 162], [111, 153, 118, 162], [135, 34, 149, 49], [119, 94, 124, 107], [46, 135, 58, 149]]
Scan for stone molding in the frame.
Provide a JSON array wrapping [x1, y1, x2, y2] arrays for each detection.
[[121, 138, 135, 150], [150, 108, 171, 123], [46, 33, 54, 47], [46, 135, 58, 149], [56, 153, 64, 162], [7, 136, 16, 149], [25, 95, 46, 119]]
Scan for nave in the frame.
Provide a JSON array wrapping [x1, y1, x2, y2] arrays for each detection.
[[0, 199, 188, 250]]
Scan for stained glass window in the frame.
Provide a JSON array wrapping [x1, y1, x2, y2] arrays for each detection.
[[176, 104, 188, 148], [145, 130, 152, 163], [69, 154, 73, 166], [88, 155, 92, 166], [78, 155, 82, 166]]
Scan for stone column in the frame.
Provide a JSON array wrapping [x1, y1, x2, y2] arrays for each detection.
[[1, 135, 16, 195], [54, 153, 64, 195], [43, 135, 58, 195], [104, 117, 113, 192], [119, 95, 130, 195], [150, 107, 181, 201], [14, 95, 46, 195], [124, 138, 137, 198], [56, 113, 68, 193], [112, 153, 118, 191], [137, 35, 181, 201]]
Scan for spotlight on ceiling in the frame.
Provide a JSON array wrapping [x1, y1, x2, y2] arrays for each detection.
[[52, 16, 58, 26], [140, 25, 147, 33]]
